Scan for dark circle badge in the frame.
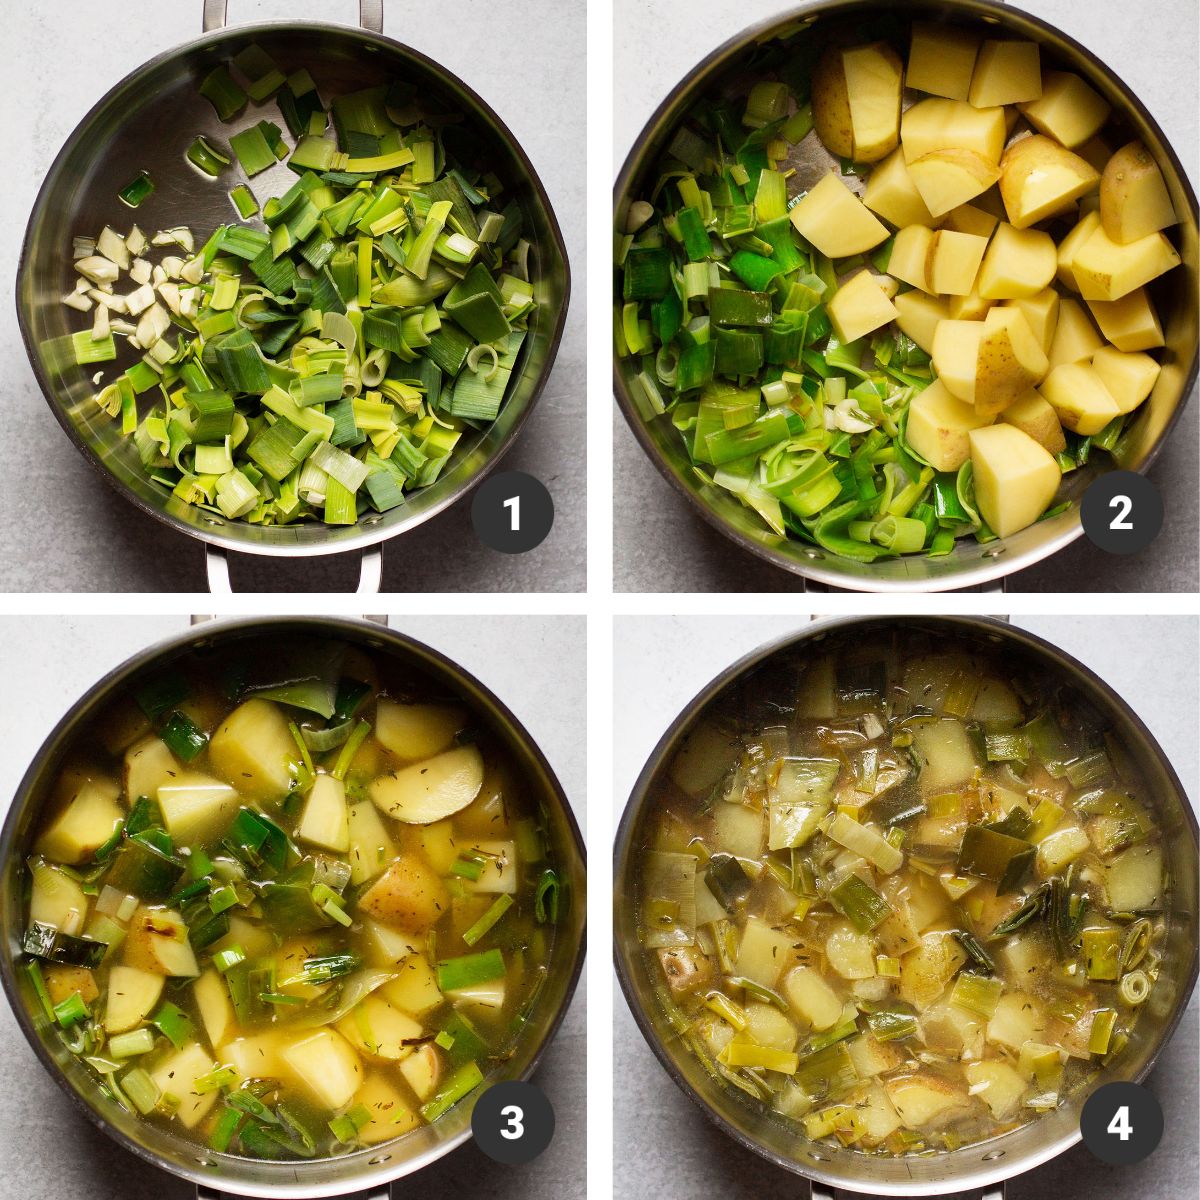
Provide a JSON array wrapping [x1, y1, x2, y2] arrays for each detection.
[[471, 1080, 555, 1164], [1080, 470, 1163, 555], [1080, 1081, 1163, 1165], [472, 471, 554, 554]]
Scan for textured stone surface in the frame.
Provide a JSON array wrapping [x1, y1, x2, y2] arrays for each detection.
[[0, 615, 586, 1198], [0, 0, 585, 593]]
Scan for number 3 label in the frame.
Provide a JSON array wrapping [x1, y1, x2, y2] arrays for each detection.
[[1109, 495, 1133, 531], [1107, 1105, 1133, 1141], [500, 1104, 524, 1141]]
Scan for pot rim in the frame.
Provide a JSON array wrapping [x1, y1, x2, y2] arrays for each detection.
[[0, 615, 586, 1198], [612, 614, 1198, 1193], [612, 0, 1199, 592], [16, 18, 571, 559]]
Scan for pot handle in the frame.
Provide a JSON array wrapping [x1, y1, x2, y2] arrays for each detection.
[[810, 1186, 1005, 1200], [799, 578, 1007, 594], [204, 544, 384, 593], [202, 0, 384, 33], [196, 1189, 391, 1200]]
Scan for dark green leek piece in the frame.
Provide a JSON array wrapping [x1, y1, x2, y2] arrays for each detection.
[[704, 853, 752, 912], [828, 873, 891, 933], [957, 825, 1034, 894], [865, 1004, 918, 1042]]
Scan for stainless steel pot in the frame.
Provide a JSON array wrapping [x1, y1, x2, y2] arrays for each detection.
[[613, 0, 1199, 591], [613, 615, 1198, 1195], [16, 0, 570, 593], [0, 615, 586, 1198]]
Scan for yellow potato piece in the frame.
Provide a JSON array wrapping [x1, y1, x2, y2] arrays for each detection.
[[999, 135, 1099, 229], [1091, 345, 1161, 414], [1002, 289, 1059, 352], [901, 98, 1007, 164], [968, 424, 1061, 538], [157, 772, 240, 847], [150, 1043, 219, 1129], [827, 270, 899, 344], [904, 379, 993, 471], [975, 307, 1048, 416], [931, 319, 985, 403], [368, 744, 485, 824], [36, 780, 122, 865], [1071, 223, 1181, 301], [947, 290, 992, 321], [927, 229, 988, 296], [282, 1029, 364, 1111], [894, 292, 950, 354], [297, 772, 349, 852], [374, 701, 466, 762], [1056, 211, 1103, 291], [906, 23, 980, 101], [1040, 363, 1121, 434], [977, 223, 1056, 299], [968, 40, 1042, 107], [887, 226, 935, 291], [1086, 288, 1164, 352], [811, 45, 854, 159], [862, 149, 939, 228], [1001, 389, 1067, 454], [843, 42, 904, 162], [789, 173, 890, 257], [1018, 70, 1111, 149], [941, 203, 998, 239], [1046, 298, 1104, 370], [354, 1073, 421, 1144], [209, 698, 294, 801], [1100, 141, 1177, 244], [908, 149, 1000, 218]]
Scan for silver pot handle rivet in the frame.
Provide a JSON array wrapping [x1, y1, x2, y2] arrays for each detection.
[[203, 0, 385, 31]]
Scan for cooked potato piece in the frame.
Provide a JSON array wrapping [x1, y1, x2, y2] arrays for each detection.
[[784, 965, 843, 1030], [657, 944, 712, 998], [789, 173, 890, 257], [913, 719, 977, 790], [103, 964, 164, 1033], [150, 1042, 220, 1129], [1056, 212, 1103, 293], [894, 291, 950, 354], [369, 744, 484, 824], [947, 289, 992, 321], [361, 919, 420, 966], [862, 149, 940, 227], [932, 318, 985, 403], [1104, 844, 1163, 911], [888, 226, 935, 291], [209, 698, 294, 801], [36, 780, 122, 865], [714, 801, 765, 859], [969, 424, 1061, 538], [899, 931, 967, 1010], [382, 954, 443, 1016], [927, 229, 989, 296], [737, 915, 794, 989], [374, 701, 466, 762], [670, 721, 736, 797], [905, 379, 993, 472], [157, 772, 240, 846], [30, 860, 88, 934], [193, 968, 234, 1049], [221, 1032, 291, 1085], [358, 854, 449, 933], [1003, 289, 1059, 352], [742, 1001, 798, 1052], [965, 1060, 1028, 1120], [827, 270, 898, 343], [297, 773, 350, 853], [907, 23, 980, 101], [211, 914, 274, 962], [975, 306, 1049, 416], [908, 149, 1001, 217], [45, 964, 99, 1007], [825, 921, 877, 980], [902, 99, 1007, 165], [987, 991, 1049, 1051], [977, 224, 1056, 300], [355, 1072, 421, 1142], [1046, 298, 1105, 370], [941, 203, 998, 239], [999, 136, 1100, 229], [1100, 141, 1178, 244], [1090, 345, 1161, 414], [1071, 222, 1182, 301], [399, 1044, 442, 1101], [922, 1000, 984, 1055], [855, 1081, 904, 1143], [337, 994, 423, 1060], [885, 1071, 973, 1128], [1001, 390, 1066, 455], [125, 737, 181, 806], [282, 1028, 364, 1110], [1040, 362, 1120, 434], [968, 40, 1041, 107], [347, 800, 397, 886], [847, 1033, 904, 1077], [1086, 288, 1164, 352], [1018, 71, 1110, 149], [1035, 825, 1090, 876], [123, 906, 199, 977]]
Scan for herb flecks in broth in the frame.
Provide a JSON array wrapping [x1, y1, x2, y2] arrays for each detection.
[[637, 630, 1166, 1156], [22, 638, 559, 1160]]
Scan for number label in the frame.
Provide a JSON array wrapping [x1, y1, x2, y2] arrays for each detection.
[[500, 1104, 524, 1141], [1109, 494, 1133, 531], [1107, 1105, 1133, 1141], [503, 495, 520, 532]]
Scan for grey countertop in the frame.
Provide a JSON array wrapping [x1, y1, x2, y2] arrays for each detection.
[[0, 615, 586, 1199], [0, 0, 584, 593], [613, 615, 1199, 1199], [613, 0, 1199, 594]]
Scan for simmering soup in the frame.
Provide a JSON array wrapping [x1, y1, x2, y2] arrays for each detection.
[[635, 626, 1166, 1155], [21, 635, 560, 1160]]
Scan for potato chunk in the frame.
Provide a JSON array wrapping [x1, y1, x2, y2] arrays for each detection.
[[1003, 289, 1060, 352], [368, 745, 484, 824], [374, 701, 466, 761], [932, 319, 985, 404], [965, 1060, 1028, 1120], [811, 42, 903, 163], [36, 780, 122, 865], [862, 149, 939, 227], [150, 1042, 219, 1129], [999, 135, 1100, 229], [827, 270, 898, 344], [281, 1029, 364, 1110], [902, 98, 1007, 164], [894, 292, 950, 354], [905, 379, 993, 472], [1100, 141, 1178, 244], [885, 1072, 973, 1128], [357, 854, 449, 933], [909, 149, 1000, 217], [789, 174, 890, 257], [209, 698, 294, 801], [899, 932, 967, 1011], [969, 424, 1061, 538], [907, 23, 980, 101], [297, 773, 350, 852], [888, 225, 935, 292], [1087, 288, 1164, 352], [978, 224, 1056, 300], [928, 230, 989, 296], [1040, 363, 1121, 434], [1071, 224, 1181, 301], [1001, 390, 1066, 455], [123, 906, 199, 977], [104, 965, 164, 1033], [1018, 71, 1110, 149], [969, 40, 1041, 107], [1090, 346, 1160, 414], [1046, 298, 1104, 370], [355, 1073, 421, 1143], [783, 966, 843, 1030], [975, 307, 1049, 416], [157, 772, 240, 846]]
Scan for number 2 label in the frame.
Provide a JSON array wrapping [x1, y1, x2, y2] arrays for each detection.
[[1107, 1105, 1133, 1141], [1109, 495, 1133, 531]]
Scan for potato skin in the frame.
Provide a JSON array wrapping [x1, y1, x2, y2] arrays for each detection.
[[357, 854, 450, 934], [812, 47, 854, 158]]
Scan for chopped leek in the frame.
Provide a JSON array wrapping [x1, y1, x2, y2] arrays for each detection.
[[118, 171, 155, 208]]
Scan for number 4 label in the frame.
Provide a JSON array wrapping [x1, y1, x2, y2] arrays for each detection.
[[1107, 1105, 1133, 1141]]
